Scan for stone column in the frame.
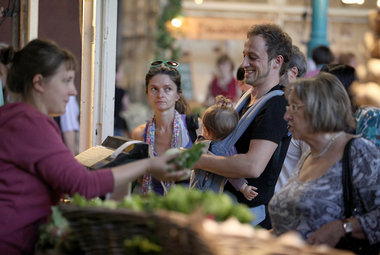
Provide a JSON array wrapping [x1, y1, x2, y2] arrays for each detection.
[[307, 0, 329, 57]]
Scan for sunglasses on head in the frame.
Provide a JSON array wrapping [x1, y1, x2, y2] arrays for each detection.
[[150, 60, 180, 69]]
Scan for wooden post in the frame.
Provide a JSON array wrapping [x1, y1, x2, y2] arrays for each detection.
[[79, 0, 118, 152]]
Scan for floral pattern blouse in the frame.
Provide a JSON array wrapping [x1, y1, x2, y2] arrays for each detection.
[[268, 138, 380, 244]]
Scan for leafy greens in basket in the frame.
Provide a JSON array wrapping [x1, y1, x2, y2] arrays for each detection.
[[70, 186, 254, 224]]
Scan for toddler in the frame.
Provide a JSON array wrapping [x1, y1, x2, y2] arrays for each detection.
[[190, 96, 257, 200]]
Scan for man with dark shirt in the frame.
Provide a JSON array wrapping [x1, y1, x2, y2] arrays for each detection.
[[194, 24, 292, 229]]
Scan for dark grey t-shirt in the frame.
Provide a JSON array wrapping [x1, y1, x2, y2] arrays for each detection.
[[225, 85, 291, 208]]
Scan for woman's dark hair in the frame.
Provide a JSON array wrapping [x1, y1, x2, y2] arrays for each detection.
[[236, 67, 245, 81], [0, 45, 15, 66], [7, 39, 77, 98], [145, 64, 189, 114], [311, 45, 334, 66], [320, 63, 357, 112], [320, 64, 356, 91]]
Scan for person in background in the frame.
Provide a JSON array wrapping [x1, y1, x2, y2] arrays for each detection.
[[204, 54, 239, 106], [305, 45, 334, 78], [114, 58, 130, 137], [275, 45, 308, 193], [269, 73, 380, 251], [279, 45, 307, 86], [0, 39, 187, 254], [59, 95, 80, 155], [338, 52, 357, 68], [320, 63, 357, 113], [321, 64, 380, 148], [195, 24, 292, 229], [355, 106, 380, 148], [0, 43, 13, 105], [132, 60, 200, 195], [276, 63, 358, 193], [236, 66, 251, 94], [190, 95, 258, 201]]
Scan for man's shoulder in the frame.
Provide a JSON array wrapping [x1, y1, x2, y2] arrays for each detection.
[[264, 89, 287, 106]]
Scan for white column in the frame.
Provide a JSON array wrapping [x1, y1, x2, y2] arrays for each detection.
[[79, 0, 118, 152], [27, 0, 39, 41]]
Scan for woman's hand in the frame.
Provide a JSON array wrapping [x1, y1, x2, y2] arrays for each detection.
[[147, 153, 189, 181], [306, 220, 345, 247], [307, 217, 366, 247]]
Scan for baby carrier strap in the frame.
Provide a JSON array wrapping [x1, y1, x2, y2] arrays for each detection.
[[210, 89, 284, 155]]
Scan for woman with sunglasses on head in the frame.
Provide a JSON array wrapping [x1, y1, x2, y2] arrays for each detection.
[[268, 73, 380, 254], [0, 40, 187, 254], [132, 60, 201, 195]]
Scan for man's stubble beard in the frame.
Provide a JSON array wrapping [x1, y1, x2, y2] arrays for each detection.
[[246, 62, 271, 87]]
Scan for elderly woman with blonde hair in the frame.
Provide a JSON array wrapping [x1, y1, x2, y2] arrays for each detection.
[[268, 73, 380, 254]]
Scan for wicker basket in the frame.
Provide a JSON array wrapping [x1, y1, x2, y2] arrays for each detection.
[[59, 204, 156, 255], [152, 210, 213, 255], [59, 205, 354, 255], [59, 204, 213, 255]]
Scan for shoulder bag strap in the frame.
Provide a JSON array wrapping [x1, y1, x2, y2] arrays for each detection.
[[342, 138, 370, 219], [342, 138, 355, 218], [342, 137, 368, 218]]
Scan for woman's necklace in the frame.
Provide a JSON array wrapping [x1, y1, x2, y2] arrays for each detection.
[[311, 131, 344, 158]]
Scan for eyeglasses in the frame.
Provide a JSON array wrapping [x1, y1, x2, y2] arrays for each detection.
[[150, 60, 180, 69], [286, 104, 305, 113]]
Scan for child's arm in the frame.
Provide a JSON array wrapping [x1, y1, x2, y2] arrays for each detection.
[[228, 178, 247, 191], [239, 183, 258, 201], [228, 178, 258, 201]]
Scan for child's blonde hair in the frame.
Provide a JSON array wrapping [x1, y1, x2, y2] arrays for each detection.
[[202, 95, 239, 140]]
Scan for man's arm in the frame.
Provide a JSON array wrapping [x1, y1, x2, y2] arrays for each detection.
[[194, 139, 278, 178]]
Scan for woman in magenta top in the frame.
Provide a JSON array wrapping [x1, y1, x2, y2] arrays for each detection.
[[0, 39, 186, 255]]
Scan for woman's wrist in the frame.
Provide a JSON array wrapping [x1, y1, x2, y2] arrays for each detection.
[[341, 217, 366, 239], [341, 218, 353, 237], [145, 158, 154, 175]]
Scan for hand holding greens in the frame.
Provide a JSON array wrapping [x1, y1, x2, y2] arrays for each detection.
[[165, 142, 206, 171]]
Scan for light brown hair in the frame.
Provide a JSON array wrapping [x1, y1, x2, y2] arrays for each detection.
[[286, 72, 355, 132], [202, 95, 239, 140]]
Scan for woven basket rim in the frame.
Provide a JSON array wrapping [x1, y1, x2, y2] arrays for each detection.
[[58, 203, 148, 216]]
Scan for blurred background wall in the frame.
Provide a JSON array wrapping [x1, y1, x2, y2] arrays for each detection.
[[0, 0, 378, 133]]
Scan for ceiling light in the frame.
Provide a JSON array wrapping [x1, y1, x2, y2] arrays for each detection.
[[341, 0, 365, 4], [171, 18, 182, 28]]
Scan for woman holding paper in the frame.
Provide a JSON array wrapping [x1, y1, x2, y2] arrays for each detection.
[[0, 39, 186, 255]]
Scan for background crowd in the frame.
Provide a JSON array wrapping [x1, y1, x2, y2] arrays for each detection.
[[0, 21, 379, 255]]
